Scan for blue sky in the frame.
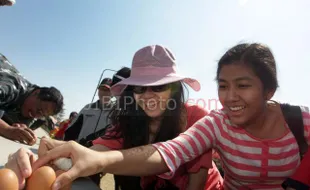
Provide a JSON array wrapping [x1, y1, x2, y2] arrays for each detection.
[[1, 0, 309, 118]]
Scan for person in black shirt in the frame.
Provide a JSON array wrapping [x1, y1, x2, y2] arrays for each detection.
[[0, 53, 64, 145]]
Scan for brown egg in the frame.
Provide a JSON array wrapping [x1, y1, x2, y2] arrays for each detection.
[[26, 166, 56, 190], [0, 168, 19, 190]]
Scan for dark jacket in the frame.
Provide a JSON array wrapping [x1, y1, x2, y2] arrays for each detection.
[[64, 100, 112, 143], [0, 53, 37, 126]]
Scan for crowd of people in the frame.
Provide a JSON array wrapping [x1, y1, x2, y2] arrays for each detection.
[[1, 43, 310, 190]]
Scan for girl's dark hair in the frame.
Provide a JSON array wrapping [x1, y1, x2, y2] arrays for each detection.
[[104, 81, 186, 190], [216, 43, 279, 91], [106, 81, 185, 148]]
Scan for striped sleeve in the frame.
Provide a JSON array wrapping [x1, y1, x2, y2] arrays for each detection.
[[301, 106, 310, 145], [152, 112, 218, 179]]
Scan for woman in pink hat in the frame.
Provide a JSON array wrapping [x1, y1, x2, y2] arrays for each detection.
[[4, 45, 222, 190], [90, 45, 223, 190]]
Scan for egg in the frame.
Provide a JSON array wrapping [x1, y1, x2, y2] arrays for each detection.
[[26, 166, 56, 190], [53, 157, 72, 171], [0, 168, 19, 190]]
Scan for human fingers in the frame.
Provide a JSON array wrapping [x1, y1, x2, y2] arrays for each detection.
[[33, 143, 72, 171], [52, 167, 80, 190], [23, 126, 37, 141], [16, 148, 34, 178], [5, 148, 34, 189], [38, 137, 66, 158], [16, 129, 35, 145]]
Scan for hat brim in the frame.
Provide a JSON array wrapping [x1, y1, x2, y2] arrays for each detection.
[[111, 75, 200, 96]]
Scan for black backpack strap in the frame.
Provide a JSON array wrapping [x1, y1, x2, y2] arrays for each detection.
[[63, 115, 84, 141], [78, 124, 111, 147], [280, 103, 308, 159]]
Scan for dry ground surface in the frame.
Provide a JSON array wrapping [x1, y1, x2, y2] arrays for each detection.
[[100, 173, 115, 190]]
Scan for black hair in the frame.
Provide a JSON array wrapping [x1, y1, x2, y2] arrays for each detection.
[[216, 43, 279, 91], [98, 78, 112, 89], [37, 86, 64, 114], [106, 81, 185, 147], [69, 111, 78, 118], [111, 67, 131, 86], [104, 81, 186, 190]]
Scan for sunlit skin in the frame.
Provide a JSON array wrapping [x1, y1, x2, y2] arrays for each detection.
[[133, 86, 174, 142], [217, 63, 287, 139], [21, 90, 56, 119], [134, 87, 172, 119]]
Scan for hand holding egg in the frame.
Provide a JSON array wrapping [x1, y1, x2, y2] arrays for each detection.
[[25, 136, 73, 190], [25, 164, 72, 190], [4, 148, 36, 189], [32, 141, 104, 190], [4, 137, 73, 190]]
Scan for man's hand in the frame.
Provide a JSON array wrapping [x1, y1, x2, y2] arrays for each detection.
[[5, 147, 36, 189], [3, 123, 37, 145]]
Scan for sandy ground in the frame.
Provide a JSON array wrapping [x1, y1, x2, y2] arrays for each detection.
[[100, 174, 115, 190]]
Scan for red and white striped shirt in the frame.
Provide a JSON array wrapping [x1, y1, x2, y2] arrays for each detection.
[[153, 106, 310, 190]]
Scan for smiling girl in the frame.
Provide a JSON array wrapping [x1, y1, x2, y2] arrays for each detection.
[[148, 43, 310, 189]]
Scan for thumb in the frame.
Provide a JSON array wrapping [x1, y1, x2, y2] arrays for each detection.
[[52, 168, 78, 190], [55, 170, 72, 190]]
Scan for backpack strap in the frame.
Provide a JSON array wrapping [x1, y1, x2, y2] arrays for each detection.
[[280, 103, 308, 159], [78, 124, 111, 147]]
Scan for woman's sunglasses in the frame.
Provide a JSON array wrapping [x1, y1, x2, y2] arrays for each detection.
[[133, 84, 171, 94]]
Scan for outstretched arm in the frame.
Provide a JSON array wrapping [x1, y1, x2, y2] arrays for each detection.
[[102, 145, 168, 175], [33, 115, 217, 189], [95, 114, 217, 177]]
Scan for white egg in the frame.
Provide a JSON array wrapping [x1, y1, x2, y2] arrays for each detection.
[[53, 157, 73, 171]]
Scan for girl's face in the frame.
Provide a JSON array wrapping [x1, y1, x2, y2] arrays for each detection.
[[133, 84, 172, 119], [217, 63, 274, 127]]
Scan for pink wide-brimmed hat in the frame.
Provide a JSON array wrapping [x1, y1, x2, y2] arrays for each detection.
[[111, 45, 200, 96]]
